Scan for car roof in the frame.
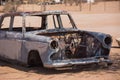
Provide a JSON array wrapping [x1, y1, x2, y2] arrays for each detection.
[[1, 10, 69, 17]]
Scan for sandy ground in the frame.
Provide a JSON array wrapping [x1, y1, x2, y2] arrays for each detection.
[[0, 1, 120, 80]]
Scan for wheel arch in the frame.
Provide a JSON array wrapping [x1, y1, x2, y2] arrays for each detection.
[[27, 50, 43, 66]]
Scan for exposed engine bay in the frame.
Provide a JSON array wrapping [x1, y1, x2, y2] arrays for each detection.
[[38, 31, 108, 60]]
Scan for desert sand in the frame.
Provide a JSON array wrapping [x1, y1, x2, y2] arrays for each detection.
[[0, 1, 120, 80]]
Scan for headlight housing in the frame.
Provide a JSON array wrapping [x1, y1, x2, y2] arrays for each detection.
[[104, 36, 112, 46], [50, 40, 59, 49]]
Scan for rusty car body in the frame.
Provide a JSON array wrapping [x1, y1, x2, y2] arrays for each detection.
[[0, 10, 112, 68]]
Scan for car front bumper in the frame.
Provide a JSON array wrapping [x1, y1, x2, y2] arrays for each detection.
[[44, 57, 112, 68]]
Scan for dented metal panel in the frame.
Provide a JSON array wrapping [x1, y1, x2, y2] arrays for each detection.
[[0, 32, 23, 63]]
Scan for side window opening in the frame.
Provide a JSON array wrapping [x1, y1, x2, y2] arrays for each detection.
[[13, 16, 23, 32], [25, 16, 42, 28], [47, 15, 59, 29], [1, 17, 11, 31], [60, 15, 73, 28], [23, 16, 42, 32]]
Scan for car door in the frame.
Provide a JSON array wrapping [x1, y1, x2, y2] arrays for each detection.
[[0, 16, 23, 61]]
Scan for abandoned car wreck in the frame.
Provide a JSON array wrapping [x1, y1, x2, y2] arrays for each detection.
[[0, 10, 112, 68]]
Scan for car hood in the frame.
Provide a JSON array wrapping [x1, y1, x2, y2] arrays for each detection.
[[25, 28, 112, 48]]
